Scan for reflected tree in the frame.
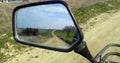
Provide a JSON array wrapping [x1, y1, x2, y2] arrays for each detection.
[[63, 26, 75, 36], [21, 28, 39, 36]]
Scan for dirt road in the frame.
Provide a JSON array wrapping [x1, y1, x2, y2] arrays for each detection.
[[5, 9, 120, 63], [84, 10, 120, 62]]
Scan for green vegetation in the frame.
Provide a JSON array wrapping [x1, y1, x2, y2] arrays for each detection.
[[18, 29, 53, 43], [0, 30, 15, 48], [38, 29, 52, 37], [18, 28, 52, 37], [0, 30, 27, 62], [74, 0, 120, 24], [55, 30, 76, 44], [33, 29, 52, 42]]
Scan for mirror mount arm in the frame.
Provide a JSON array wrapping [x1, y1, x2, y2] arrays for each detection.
[[74, 41, 97, 63]]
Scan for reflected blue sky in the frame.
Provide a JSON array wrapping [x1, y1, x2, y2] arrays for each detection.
[[17, 4, 75, 29]]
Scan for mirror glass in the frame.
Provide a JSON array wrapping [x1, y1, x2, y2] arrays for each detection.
[[15, 4, 79, 49]]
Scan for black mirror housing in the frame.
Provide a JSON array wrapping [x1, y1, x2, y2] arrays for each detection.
[[12, 1, 84, 52]]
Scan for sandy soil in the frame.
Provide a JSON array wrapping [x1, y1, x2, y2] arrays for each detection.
[[84, 10, 120, 62], [4, 9, 120, 63]]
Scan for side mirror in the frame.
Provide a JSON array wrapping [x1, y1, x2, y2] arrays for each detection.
[[13, 1, 83, 52]]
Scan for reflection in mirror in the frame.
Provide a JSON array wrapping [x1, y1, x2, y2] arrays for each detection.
[[16, 4, 79, 49]]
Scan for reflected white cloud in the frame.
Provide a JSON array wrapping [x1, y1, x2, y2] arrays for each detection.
[[17, 4, 75, 30], [40, 4, 68, 14]]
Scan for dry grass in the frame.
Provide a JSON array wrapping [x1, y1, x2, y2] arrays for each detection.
[[0, 3, 18, 24], [0, 2, 28, 62]]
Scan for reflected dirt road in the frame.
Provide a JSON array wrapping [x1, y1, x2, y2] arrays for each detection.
[[42, 31, 70, 48]]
